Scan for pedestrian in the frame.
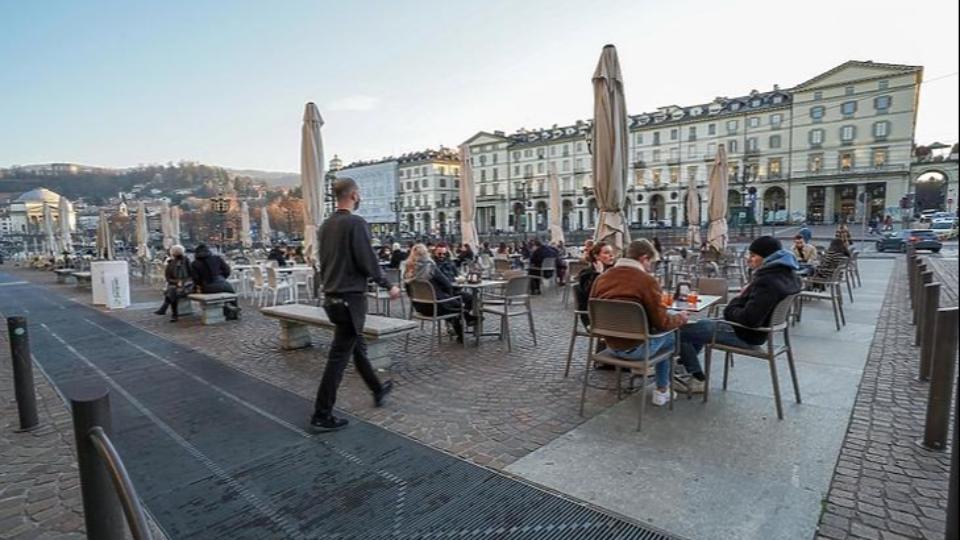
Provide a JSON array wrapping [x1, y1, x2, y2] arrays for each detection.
[[190, 244, 241, 320], [835, 221, 852, 250], [311, 178, 400, 432]]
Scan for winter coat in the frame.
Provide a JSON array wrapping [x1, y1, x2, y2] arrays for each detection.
[[190, 246, 232, 292], [723, 250, 802, 345]]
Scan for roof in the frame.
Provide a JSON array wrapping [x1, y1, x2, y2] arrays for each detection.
[[14, 187, 63, 204], [793, 60, 921, 90]]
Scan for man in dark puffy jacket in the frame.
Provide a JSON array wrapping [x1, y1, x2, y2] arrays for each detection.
[[190, 244, 241, 319], [677, 236, 801, 392], [528, 239, 559, 294]]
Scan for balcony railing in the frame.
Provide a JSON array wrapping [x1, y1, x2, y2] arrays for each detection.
[[791, 163, 908, 179]]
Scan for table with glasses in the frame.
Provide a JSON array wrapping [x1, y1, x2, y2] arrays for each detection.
[[454, 279, 506, 345], [665, 294, 722, 313]]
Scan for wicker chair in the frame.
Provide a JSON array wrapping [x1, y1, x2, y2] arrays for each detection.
[[703, 293, 801, 420], [582, 299, 678, 431], [404, 279, 465, 350]]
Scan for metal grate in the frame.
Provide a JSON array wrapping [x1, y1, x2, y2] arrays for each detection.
[[0, 275, 682, 540]]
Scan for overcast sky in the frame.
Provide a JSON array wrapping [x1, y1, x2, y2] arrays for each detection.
[[1, 0, 957, 172]]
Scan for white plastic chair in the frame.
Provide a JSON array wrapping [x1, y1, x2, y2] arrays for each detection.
[[264, 266, 293, 306]]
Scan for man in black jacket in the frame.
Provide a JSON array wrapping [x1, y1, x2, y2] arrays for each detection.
[[190, 244, 241, 319], [528, 239, 558, 294], [311, 178, 400, 432], [676, 236, 802, 393]]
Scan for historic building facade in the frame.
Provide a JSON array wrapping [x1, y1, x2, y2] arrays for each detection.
[[463, 60, 923, 231]]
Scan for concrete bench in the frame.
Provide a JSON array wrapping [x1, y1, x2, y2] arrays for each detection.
[[54, 268, 76, 284], [260, 304, 417, 368], [71, 271, 92, 289], [187, 293, 238, 325]]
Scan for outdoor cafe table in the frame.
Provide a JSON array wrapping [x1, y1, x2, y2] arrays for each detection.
[[667, 294, 722, 313], [454, 279, 507, 346]]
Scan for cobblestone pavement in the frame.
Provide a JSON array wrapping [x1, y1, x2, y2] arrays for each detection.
[[0, 327, 85, 540], [815, 258, 956, 540], [5, 268, 628, 471]]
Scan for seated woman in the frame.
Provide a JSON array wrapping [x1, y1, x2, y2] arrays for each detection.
[[154, 245, 193, 322], [813, 238, 850, 280], [404, 244, 475, 343], [575, 241, 615, 329], [494, 242, 510, 260]]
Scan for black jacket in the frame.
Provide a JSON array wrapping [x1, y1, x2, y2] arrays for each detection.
[[388, 250, 406, 269], [190, 246, 231, 291], [318, 209, 391, 294], [267, 248, 287, 267], [723, 251, 802, 345], [530, 245, 558, 268]]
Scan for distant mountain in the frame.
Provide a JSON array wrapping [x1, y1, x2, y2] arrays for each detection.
[[225, 168, 300, 187]]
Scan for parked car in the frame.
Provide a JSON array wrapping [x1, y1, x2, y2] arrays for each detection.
[[930, 221, 958, 241], [931, 212, 957, 226], [875, 229, 942, 253]]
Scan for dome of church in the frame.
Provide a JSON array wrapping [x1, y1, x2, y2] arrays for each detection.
[[15, 187, 63, 205]]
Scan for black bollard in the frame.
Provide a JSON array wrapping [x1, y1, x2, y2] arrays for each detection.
[[912, 261, 926, 324], [922, 307, 958, 451], [914, 271, 933, 345], [947, 363, 958, 539], [70, 386, 126, 540], [917, 282, 940, 382], [6, 316, 39, 431], [907, 253, 917, 306]]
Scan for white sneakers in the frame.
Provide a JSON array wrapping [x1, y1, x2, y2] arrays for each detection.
[[651, 388, 676, 407]]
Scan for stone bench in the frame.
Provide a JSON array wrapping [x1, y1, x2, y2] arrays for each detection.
[[54, 268, 76, 284], [187, 293, 238, 325], [71, 271, 92, 289], [260, 304, 417, 369]]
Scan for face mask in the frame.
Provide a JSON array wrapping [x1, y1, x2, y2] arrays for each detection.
[[354, 195, 362, 211]]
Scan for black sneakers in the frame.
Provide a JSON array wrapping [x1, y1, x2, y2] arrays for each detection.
[[309, 416, 349, 432], [374, 380, 393, 408]]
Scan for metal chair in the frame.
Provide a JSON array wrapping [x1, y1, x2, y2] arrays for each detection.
[[703, 293, 801, 420], [481, 276, 536, 352], [404, 279, 465, 350], [493, 258, 512, 276], [367, 269, 406, 317], [696, 277, 729, 318], [797, 264, 847, 331], [564, 283, 591, 377], [849, 251, 862, 288], [562, 261, 589, 308], [528, 257, 557, 293], [581, 299, 678, 431]]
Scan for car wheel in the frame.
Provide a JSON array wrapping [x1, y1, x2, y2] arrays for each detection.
[[876, 246, 883, 252], [932, 249, 941, 253], [899, 244, 906, 253]]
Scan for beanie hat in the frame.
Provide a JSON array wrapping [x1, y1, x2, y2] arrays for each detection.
[[748, 236, 781, 259]]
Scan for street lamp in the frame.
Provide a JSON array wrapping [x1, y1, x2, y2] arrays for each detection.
[[210, 192, 230, 252], [515, 180, 531, 241]]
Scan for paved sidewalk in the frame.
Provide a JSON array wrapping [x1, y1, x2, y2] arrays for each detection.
[[815, 258, 956, 540], [505, 260, 894, 540]]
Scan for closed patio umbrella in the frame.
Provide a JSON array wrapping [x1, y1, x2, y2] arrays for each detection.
[[300, 102, 325, 265], [591, 44, 630, 253], [686, 177, 701, 248], [170, 205, 181, 245], [548, 163, 564, 245], [136, 201, 150, 259], [458, 144, 479, 252], [58, 195, 73, 254], [260, 207, 272, 244], [96, 210, 114, 260], [160, 200, 173, 250], [42, 203, 58, 255], [240, 200, 252, 248], [706, 145, 729, 253]]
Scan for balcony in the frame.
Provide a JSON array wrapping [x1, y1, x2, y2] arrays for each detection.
[[791, 163, 908, 179]]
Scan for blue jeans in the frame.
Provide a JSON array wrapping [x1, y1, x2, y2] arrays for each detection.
[[679, 319, 756, 375], [611, 332, 675, 389]]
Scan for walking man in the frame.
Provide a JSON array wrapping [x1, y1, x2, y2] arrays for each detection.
[[311, 178, 400, 432]]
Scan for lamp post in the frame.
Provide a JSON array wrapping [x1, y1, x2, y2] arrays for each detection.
[[210, 192, 230, 253], [516, 180, 530, 241], [389, 199, 401, 241]]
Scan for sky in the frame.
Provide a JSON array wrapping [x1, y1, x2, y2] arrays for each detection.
[[1, 0, 958, 172]]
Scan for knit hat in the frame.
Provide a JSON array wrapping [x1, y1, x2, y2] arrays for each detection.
[[748, 236, 781, 259]]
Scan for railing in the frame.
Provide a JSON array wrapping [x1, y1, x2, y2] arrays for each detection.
[[791, 163, 909, 179], [71, 389, 154, 540], [905, 247, 958, 539]]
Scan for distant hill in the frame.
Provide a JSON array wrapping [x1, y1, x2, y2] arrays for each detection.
[[226, 168, 300, 187]]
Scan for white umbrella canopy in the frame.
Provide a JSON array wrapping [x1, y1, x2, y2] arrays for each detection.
[[686, 178, 701, 248], [43, 203, 58, 255], [240, 201, 252, 248], [170, 205, 181, 246], [260, 207, 272, 244], [458, 144, 479, 252], [57, 195, 73, 254], [96, 210, 114, 260], [591, 44, 631, 254], [706, 145, 730, 253], [548, 164, 565, 245], [300, 102, 325, 265], [160, 200, 173, 250], [136, 201, 151, 259]]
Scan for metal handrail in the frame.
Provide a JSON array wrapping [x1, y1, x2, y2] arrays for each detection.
[[87, 427, 154, 540]]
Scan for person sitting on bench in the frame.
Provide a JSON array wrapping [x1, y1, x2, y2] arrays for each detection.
[[155, 245, 193, 322], [190, 244, 241, 320]]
